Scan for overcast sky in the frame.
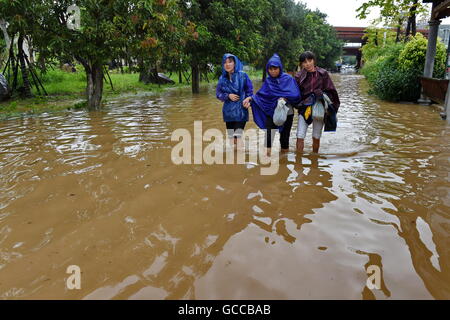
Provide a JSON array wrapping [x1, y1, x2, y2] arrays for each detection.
[[298, 0, 450, 27]]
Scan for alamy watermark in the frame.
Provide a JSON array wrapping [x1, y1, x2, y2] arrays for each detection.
[[366, 265, 381, 290], [66, 265, 81, 290], [171, 121, 280, 175]]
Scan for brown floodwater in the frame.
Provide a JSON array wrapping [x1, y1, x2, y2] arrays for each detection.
[[0, 74, 449, 299]]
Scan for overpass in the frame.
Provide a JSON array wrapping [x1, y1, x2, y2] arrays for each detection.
[[333, 26, 430, 68]]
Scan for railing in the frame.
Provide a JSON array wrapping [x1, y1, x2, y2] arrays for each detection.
[[420, 76, 449, 104]]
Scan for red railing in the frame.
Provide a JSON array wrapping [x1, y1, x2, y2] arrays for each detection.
[[420, 77, 449, 104]]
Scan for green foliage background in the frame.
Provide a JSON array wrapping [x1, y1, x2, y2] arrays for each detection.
[[361, 32, 446, 102], [0, 0, 342, 107]]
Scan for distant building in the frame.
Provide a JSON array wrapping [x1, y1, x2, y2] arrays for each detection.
[[438, 25, 450, 47], [416, 19, 429, 31]]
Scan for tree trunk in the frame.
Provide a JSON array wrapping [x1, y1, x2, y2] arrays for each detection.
[[138, 58, 145, 82], [153, 65, 160, 87], [405, 0, 418, 41], [17, 34, 33, 98], [411, 0, 418, 37], [85, 62, 103, 109], [395, 24, 401, 43], [26, 36, 35, 64], [178, 69, 182, 84], [405, 20, 411, 39], [0, 19, 11, 53], [192, 63, 200, 94]]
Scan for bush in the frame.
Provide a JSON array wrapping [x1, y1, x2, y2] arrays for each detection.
[[361, 33, 447, 102], [361, 44, 403, 83], [398, 34, 446, 78], [370, 61, 421, 101]]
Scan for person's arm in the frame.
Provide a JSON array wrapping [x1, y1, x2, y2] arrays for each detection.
[[216, 81, 229, 102], [321, 71, 340, 111], [242, 73, 254, 108], [244, 73, 254, 99], [294, 71, 307, 105], [286, 78, 302, 107]]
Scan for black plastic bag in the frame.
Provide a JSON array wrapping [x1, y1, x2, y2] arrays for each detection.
[[324, 105, 337, 132]]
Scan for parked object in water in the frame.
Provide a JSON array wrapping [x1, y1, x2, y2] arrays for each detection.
[[61, 63, 76, 73], [157, 73, 175, 85], [140, 68, 175, 85]]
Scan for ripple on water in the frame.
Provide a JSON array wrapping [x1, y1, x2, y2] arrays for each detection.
[[0, 75, 449, 299]]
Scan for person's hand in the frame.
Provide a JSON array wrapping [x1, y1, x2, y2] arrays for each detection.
[[229, 94, 240, 102], [243, 97, 252, 108]]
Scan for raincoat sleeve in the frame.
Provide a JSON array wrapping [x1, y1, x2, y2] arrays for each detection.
[[243, 73, 254, 99], [216, 82, 229, 102], [322, 71, 340, 112]]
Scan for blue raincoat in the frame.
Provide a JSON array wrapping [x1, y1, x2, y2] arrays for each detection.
[[216, 53, 254, 122], [251, 54, 301, 129]]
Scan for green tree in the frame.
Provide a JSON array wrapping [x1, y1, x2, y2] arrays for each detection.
[[130, 0, 190, 84], [28, 0, 182, 109], [181, 0, 268, 93], [0, 0, 344, 104], [356, 0, 428, 42], [0, 0, 41, 97], [257, 0, 341, 77], [257, 0, 304, 77], [361, 27, 399, 63], [301, 10, 342, 70], [0, 30, 6, 69]]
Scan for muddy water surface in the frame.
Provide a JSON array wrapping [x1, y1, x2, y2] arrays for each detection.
[[0, 74, 449, 299]]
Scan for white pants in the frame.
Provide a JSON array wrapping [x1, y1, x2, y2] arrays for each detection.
[[297, 116, 324, 139]]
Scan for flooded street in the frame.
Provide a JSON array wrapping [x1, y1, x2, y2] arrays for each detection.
[[0, 74, 449, 299]]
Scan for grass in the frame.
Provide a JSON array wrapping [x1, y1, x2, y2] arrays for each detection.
[[0, 66, 264, 119]]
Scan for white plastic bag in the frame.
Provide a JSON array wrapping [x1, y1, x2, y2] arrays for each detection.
[[323, 93, 333, 111], [273, 99, 289, 126], [312, 99, 325, 120]]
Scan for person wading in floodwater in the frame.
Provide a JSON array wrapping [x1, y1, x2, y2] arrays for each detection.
[[216, 53, 254, 148], [245, 53, 301, 155], [294, 51, 340, 153]]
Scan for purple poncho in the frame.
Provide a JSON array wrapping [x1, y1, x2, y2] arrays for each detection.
[[251, 54, 301, 129]]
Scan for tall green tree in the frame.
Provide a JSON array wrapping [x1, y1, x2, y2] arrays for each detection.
[[356, 0, 428, 42], [1, 0, 344, 103], [0, 28, 6, 71], [257, 0, 341, 78], [301, 10, 342, 70], [130, 0, 190, 84], [361, 27, 399, 63], [181, 0, 268, 93], [257, 0, 302, 77], [0, 0, 41, 97], [31, 0, 182, 109]]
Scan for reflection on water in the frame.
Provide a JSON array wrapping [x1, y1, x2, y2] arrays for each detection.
[[0, 75, 449, 299]]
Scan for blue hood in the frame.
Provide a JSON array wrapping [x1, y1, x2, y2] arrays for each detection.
[[252, 54, 301, 129], [221, 53, 243, 77], [266, 53, 283, 76]]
